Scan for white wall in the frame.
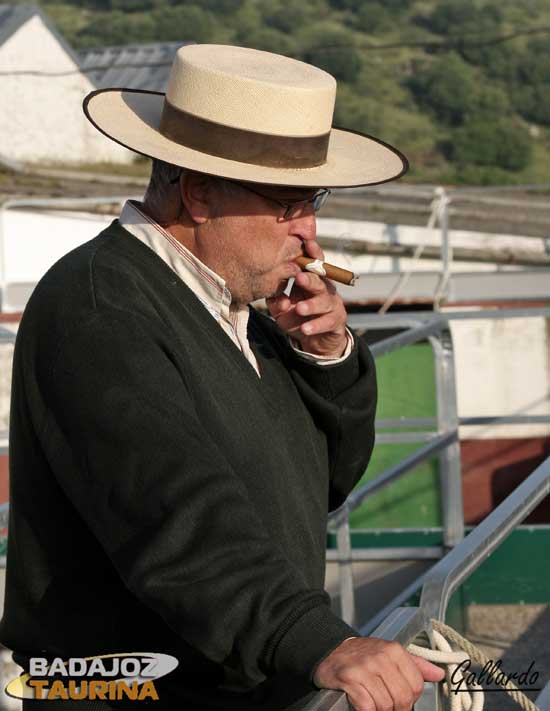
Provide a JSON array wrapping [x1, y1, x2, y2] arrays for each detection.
[[450, 315, 550, 439], [0, 15, 132, 165]]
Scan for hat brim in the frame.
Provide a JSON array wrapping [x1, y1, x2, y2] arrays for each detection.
[[84, 89, 408, 188]]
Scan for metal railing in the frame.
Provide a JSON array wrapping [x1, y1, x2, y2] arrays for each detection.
[[307, 307, 550, 711], [305, 455, 550, 711]]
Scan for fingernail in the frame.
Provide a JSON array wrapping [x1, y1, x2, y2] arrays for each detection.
[[302, 323, 312, 334]]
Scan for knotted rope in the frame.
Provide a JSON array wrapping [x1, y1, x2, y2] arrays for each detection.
[[406, 619, 540, 711]]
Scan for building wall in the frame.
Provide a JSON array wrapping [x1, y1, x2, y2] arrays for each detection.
[[0, 15, 133, 165], [450, 315, 550, 440]]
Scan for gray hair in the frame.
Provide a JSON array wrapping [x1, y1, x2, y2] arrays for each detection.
[[142, 159, 185, 223], [142, 159, 242, 222]]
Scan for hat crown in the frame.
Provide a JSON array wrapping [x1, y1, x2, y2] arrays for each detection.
[[165, 44, 336, 137]]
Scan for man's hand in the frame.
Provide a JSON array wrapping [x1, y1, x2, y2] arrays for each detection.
[[314, 637, 445, 711], [266, 241, 348, 358]]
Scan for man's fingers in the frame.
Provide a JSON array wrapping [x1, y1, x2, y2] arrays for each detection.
[[346, 683, 378, 711], [299, 312, 345, 337], [303, 239, 324, 261], [361, 675, 395, 711], [266, 294, 292, 318], [396, 654, 426, 701], [294, 270, 334, 295], [295, 293, 335, 318], [411, 656, 446, 683], [378, 663, 416, 711]]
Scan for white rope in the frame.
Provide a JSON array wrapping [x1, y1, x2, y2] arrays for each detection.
[[408, 629, 484, 711], [378, 187, 448, 314], [406, 620, 540, 711]]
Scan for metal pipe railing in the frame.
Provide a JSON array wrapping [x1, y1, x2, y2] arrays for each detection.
[[331, 431, 457, 526], [329, 318, 465, 625], [305, 455, 550, 711], [419, 454, 550, 621]]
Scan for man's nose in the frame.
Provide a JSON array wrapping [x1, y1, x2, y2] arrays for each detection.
[[289, 207, 317, 243]]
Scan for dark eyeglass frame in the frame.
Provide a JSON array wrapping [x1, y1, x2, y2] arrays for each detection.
[[169, 172, 331, 220], [226, 180, 331, 220]]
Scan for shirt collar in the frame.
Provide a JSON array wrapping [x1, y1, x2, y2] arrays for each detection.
[[119, 199, 234, 323]]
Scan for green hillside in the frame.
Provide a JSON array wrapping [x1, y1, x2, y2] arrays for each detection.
[[21, 0, 550, 184]]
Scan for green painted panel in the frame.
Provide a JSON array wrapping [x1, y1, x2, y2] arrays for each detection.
[[351, 342, 442, 528], [462, 526, 550, 604], [327, 527, 550, 605]]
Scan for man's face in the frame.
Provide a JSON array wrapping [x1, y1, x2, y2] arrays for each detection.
[[200, 181, 321, 305]]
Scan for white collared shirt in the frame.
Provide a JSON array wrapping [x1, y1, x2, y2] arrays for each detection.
[[119, 200, 352, 377]]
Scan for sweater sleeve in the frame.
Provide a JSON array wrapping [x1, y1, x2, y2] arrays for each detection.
[[291, 336, 377, 511], [252, 313, 377, 512], [40, 307, 355, 685]]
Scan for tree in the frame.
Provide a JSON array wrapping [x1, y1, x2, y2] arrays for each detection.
[[152, 5, 216, 42], [299, 25, 362, 82], [238, 27, 296, 56], [261, 0, 329, 34], [408, 53, 478, 126], [427, 0, 501, 37], [450, 117, 531, 171], [77, 11, 156, 47]]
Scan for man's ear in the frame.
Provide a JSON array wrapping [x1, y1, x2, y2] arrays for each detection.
[[179, 172, 214, 224]]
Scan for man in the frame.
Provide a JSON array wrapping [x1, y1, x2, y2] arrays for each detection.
[[0, 45, 443, 710]]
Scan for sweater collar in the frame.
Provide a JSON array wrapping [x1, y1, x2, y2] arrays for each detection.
[[119, 199, 236, 324]]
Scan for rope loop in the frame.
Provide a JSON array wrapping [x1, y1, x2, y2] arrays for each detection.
[[406, 619, 541, 711]]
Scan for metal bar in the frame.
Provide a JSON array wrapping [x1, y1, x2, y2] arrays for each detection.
[[343, 431, 457, 514], [359, 570, 432, 637], [302, 689, 351, 711], [535, 682, 550, 711], [460, 415, 550, 426], [374, 432, 438, 444], [326, 546, 443, 561], [369, 319, 446, 358], [439, 189, 451, 303], [336, 515, 356, 627], [376, 417, 436, 429], [349, 307, 550, 331], [1, 196, 139, 210], [419, 455, 550, 621], [371, 606, 429, 646], [430, 330, 464, 548], [376, 415, 550, 429], [0, 502, 9, 528]]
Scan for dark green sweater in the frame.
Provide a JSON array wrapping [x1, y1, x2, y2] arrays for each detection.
[[0, 220, 377, 710]]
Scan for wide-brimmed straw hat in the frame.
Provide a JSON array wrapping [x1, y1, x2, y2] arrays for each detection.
[[83, 44, 408, 188]]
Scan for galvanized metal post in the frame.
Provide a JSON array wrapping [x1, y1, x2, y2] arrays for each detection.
[[440, 189, 451, 289], [430, 329, 464, 548], [335, 511, 356, 628]]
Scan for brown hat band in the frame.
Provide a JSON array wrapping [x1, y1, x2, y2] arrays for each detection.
[[159, 99, 330, 169]]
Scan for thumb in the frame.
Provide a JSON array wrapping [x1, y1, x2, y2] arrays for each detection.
[[411, 655, 446, 682]]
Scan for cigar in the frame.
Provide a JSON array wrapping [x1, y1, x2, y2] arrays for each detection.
[[294, 256, 357, 286]]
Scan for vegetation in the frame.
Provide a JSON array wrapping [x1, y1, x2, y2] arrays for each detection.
[[20, 0, 550, 184]]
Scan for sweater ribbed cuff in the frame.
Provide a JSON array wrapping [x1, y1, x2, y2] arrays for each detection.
[[273, 604, 357, 684], [291, 340, 360, 401]]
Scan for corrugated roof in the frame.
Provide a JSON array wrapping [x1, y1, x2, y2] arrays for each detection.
[[0, 3, 82, 67], [78, 41, 193, 92]]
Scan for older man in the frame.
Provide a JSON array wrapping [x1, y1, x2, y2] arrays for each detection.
[[1, 45, 443, 710]]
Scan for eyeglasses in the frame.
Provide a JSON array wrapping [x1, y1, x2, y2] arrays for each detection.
[[169, 171, 330, 220], [227, 180, 331, 220]]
